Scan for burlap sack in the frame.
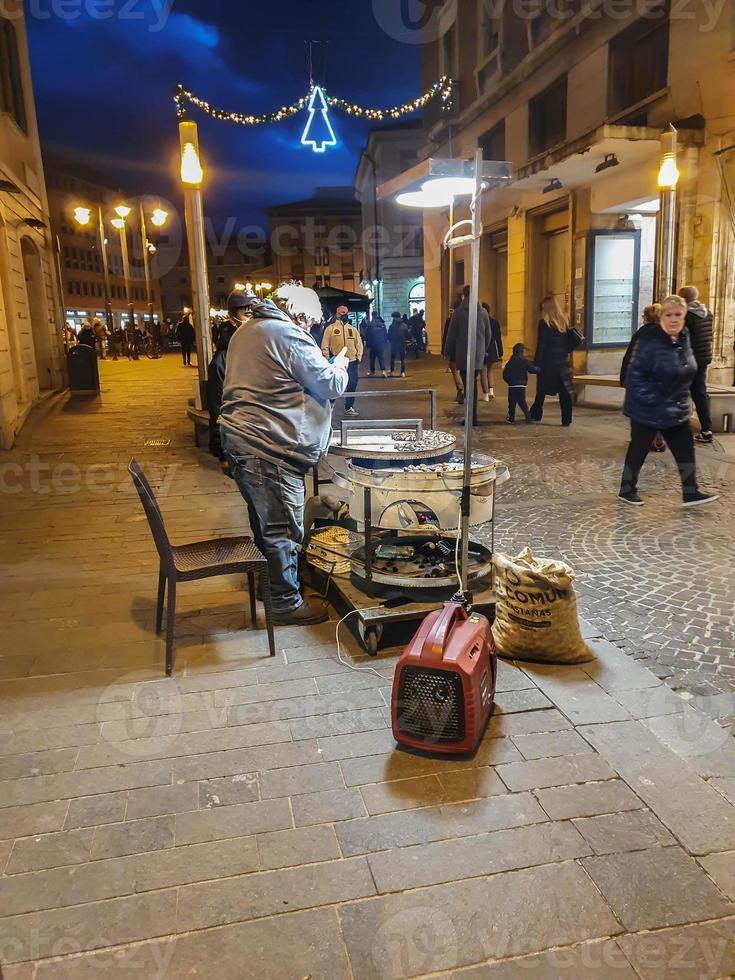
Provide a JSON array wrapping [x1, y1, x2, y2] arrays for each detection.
[[492, 547, 593, 664]]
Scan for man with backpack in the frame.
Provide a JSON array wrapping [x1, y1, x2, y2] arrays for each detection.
[[679, 285, 714, 444]]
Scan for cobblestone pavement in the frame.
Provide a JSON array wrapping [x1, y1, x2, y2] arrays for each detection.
[[0, 353, 735, 977]]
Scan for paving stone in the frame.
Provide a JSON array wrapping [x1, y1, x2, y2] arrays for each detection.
[[436, 767, 508, 804], [496, 753, 616, 792], [582, 847, 734, 931], [645, 709, 735, 778], [512, 730, 594, 761], [227, 689, 385, 727], [339, 739, 522, 787], [317, 729, 397, 761], [0, 760, 176, 810], [64, 792, 128, 830], [367, 821, 591, 893], [99, 706, 227, 742], [336, 793, 547, 857], [171, 739, 322, 783], [125, 782, 199, 820], [0, 748, 79, 782], [573, 809, 675, 855], [611, 686, 688, 719], [177, 856, 376, 932], [493, 663, 538, 692], [580, 720, 735, 855], [494, 688, 552, 714], [258, 761, 344, 800], [0, 839, 12, 873], [292, 788, 367, 827], [6, 828, 93, 874], [198, 773, 259, 808], [315, 671, 392, 694], [360, 775, 449, 815], [28, 906, 351, 979], [0, 801, 68, 841], [0, 890, 177, 964], [536, 779, 644, 820], [174, 798, 292, 846], [581, 639, 663, 692], [213, 677, 319, 707], [487, 708, 573, 739], [448, 939, 637, 978], [710, 777, 735, 805], [699, 851, 735, 903], [339, 862, 621, 978], [290, 708, 387, 741], [0, 856, 136, 916], [91, 815, 174, 860], [617, 918, 735, 980], [134, 835, 259, 891], [521, 666, 632, 725], [256, 824, 340, 870]]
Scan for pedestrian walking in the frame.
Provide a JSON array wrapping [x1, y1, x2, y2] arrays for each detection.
[[408, 307, 426, 357], [502, 344, 540, 423], [124, 322, 138, 360], [442, 299, 464, 401], [480, 302, 504, 402], [110, 324, 125, 360], [388, 311, 409, 378], [529, 295, 575, 426], [76, 321, 96, 348], [679, 285, 714, 444], [444, 285, 492, 427], [92, 318, 108, 360], [620, 304, 665, 452], [321, 305, 363, 416], [618, 294, 718, 508], [176, 313, 195, 367], [363, 313, 388, 377]]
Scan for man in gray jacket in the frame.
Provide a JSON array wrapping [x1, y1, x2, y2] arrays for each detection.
[[220, 283, 349, 625], [444, 285, 492, 426]]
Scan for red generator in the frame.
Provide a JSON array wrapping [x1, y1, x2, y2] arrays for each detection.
[[391, 602, 497, 755]]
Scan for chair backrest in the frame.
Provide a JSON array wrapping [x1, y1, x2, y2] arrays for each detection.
[[128, 458, 174, 569]]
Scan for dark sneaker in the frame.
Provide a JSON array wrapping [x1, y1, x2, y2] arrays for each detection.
[[506, 416, 515, 424], [618, 491, 644, 506], [456, 391, 465, 404], [694, 431, 714, 444], [682, 491, 719, 508], [272, 601, 329, 626]]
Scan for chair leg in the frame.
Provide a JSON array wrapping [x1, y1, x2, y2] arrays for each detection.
[[165, 577, 176, 677], [261, 572, 276, 658], [155, 568, 166, 635], [247, 572, 257, 630]]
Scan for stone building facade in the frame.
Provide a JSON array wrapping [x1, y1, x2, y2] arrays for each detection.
[[0, 2, 65, 449], [414, 0, 734, 385]]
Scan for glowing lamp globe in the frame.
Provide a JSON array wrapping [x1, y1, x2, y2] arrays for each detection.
[[180, 143, 204, 186], [73, 207, 91, 226]]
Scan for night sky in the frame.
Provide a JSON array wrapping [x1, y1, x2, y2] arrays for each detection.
[[27, 0, 421, 231]]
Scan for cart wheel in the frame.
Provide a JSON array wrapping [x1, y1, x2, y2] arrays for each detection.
[[365, 627, 380, 657]]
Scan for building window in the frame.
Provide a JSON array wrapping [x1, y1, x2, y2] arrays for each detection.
[[479, 121, 505, 162], [455, 259, 465, 287], [0, 19, 27, 132], [608, 16, 669, 120], [529, 75, 567, 157], [440, 21, 457, 78], [479, 0, 500, 58]]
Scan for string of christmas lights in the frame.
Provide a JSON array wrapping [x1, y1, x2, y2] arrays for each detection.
[[173, 77, 453, 126]]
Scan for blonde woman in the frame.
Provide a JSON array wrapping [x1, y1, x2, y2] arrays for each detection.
[[618, 295, 718, 507], [529, 295, 574, 426]]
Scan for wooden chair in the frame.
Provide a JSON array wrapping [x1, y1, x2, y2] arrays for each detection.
[[128, 459, 276, 675]]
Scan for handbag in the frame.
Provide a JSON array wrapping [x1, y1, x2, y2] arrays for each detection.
[[566, 326, 585, 351]]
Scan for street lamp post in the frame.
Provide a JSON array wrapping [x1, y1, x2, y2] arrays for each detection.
[[139, 205, 168, 336], [655, 124, 680, 300], [179, 119, 211, 406], [73, 204, 114, 334], [112, 204, 134, 332]]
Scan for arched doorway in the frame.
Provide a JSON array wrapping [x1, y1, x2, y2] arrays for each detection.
[[20, 236, 53, 393], [408, 278, 425, 310]]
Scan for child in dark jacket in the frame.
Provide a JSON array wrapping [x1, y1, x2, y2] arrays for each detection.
[[502, 344, 540, 423]]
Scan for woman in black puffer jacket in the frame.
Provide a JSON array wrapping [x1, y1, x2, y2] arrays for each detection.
[[618, 295, 717, 508]]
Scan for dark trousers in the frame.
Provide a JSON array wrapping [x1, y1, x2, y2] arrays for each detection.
[[620, 421, 698, 501], [345, 360, 359, 410], [690, 365, 712, 432], [531, 385, 573, 426], [223, 437, 305, 614], [459, 370, 480, 426], [507, 387, 530, 421], [181, 344, 192, 366], [390, 346, 406, 374], [368, 348, 385, 373]]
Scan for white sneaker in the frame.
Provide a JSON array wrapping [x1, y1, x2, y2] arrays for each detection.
[[482, 393, 490, 402], [345, 407, 359, 417]]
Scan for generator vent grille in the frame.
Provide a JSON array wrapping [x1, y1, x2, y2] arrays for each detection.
[[396, 666, 465, 743]]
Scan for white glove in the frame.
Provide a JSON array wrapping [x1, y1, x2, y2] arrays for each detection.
[[332, 346, 349, 373]]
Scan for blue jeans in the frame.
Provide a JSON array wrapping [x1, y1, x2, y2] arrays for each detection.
[[223, 435, 305, 614]]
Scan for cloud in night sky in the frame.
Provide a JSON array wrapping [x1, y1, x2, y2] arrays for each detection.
[[27, 0, 421, 229]]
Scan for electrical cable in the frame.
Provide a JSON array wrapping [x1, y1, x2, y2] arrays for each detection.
[[335, 608, 389, 678]]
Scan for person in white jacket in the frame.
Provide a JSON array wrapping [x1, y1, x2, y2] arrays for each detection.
[[321, 305, 364, 415]]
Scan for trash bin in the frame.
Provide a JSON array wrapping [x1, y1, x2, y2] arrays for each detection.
[[67, 344, 100, 394]]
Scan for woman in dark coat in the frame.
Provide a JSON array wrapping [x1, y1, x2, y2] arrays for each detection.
[[480, 302, 504, 401], [176, 315, 195, 367], [529, 295, 574, 426], [618, 295, 717, 508]]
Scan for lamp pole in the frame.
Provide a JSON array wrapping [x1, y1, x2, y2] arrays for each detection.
[[97, 206, 114, 334], [112, 206, 134, 331], [655, 124, 679, 299], [179, 119, 211, 405]]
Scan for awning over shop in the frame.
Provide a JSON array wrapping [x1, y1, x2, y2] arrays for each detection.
[[314, 285, 372, 316]]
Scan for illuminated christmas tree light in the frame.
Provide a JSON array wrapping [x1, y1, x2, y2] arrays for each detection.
[[301, 86, 337, 154]]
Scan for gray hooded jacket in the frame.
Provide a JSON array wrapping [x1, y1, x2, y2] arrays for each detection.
[[219, 300, 347, 474]]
